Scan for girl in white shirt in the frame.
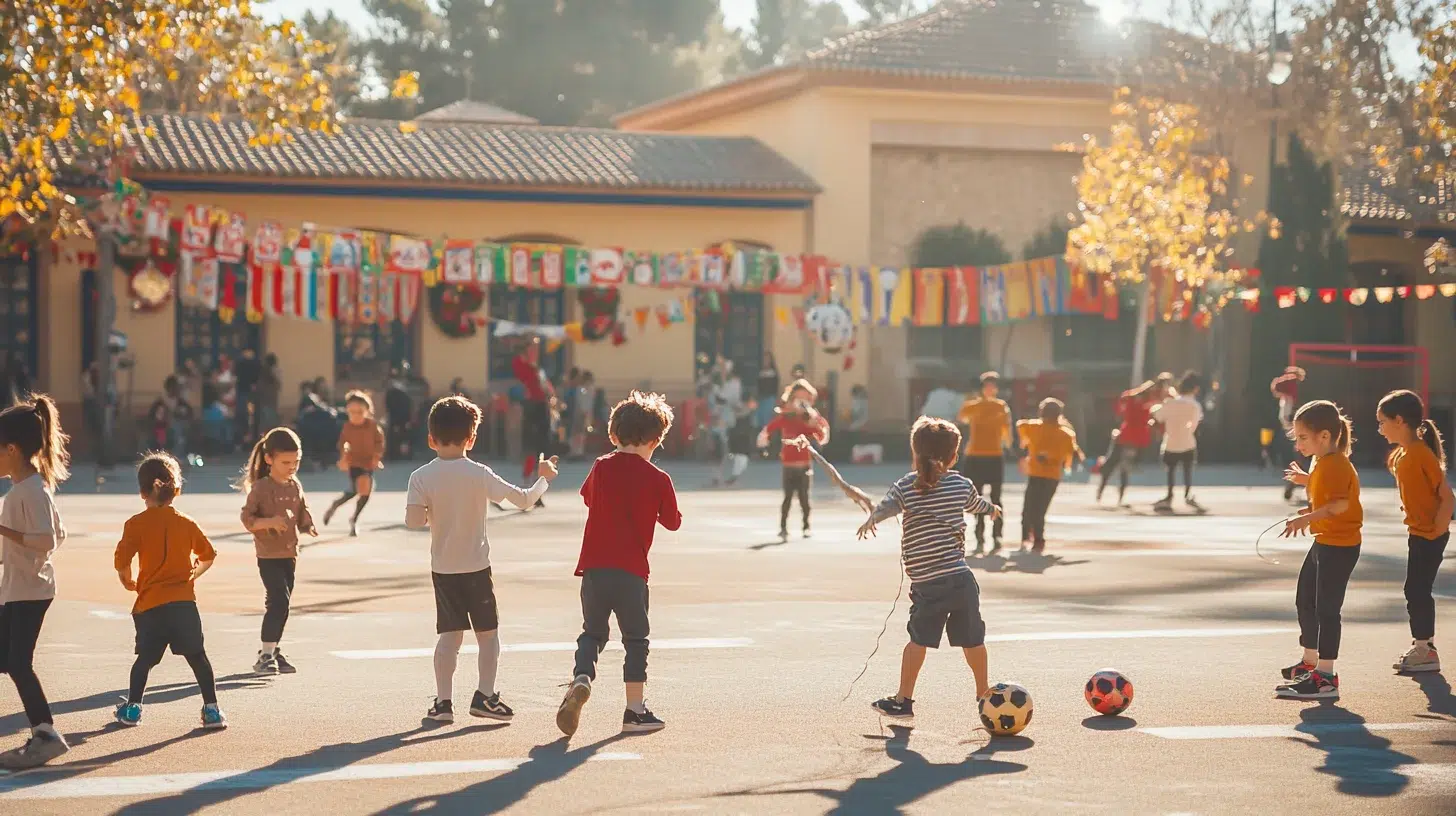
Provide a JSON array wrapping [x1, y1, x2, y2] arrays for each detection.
[[1151, 372, 1205, 510], [0, 394, 71, 769]]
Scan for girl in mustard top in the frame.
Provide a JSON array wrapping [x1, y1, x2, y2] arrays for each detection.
[[1376, 390, 1453, 674], [1277, 400, 1362, 700], [1016, 398, 1083, 553]]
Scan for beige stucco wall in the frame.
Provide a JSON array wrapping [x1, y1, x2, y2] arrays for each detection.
[[34, 192, 808, 422], [1348, 232, 1456, 402]]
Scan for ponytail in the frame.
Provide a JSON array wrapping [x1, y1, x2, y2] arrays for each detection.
[[0, 393, 71, 488], [1378, 389, 1443, 471], [1292, 400, 1353, 457], [137, 452, 182, 504], [1420, 419, 1447, 471], [237, 427, 302, 493], [913, 458, 949, 492]]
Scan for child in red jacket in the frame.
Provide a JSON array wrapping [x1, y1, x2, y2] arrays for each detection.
[[556, 391, 682, 738], [758, 379, 831, 541]]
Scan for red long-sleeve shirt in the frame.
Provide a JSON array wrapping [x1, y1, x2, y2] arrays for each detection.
[[576, 451, 681, 581], [1115, 394, 1154, 449], [763, 413, 830, 467]]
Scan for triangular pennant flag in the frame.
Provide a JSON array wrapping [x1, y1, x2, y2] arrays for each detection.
[[792, 306, 806, 330], [1318, 288, 1338, 304], [775, 306, 790, 327], [1373, 286, 1395, 303], [1347, 288, 1369, 306], [1440, 283, 1456, 297], [1275, 286, 1297, 309], [1415, 284, 1437, 299], [1296, 287, 1312, 303], [633, 306, 650, 329], [668, 298, 687, 323], [655, 303, 671, 327]]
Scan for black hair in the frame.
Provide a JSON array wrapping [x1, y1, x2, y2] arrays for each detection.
[[0, 394, 71, 488], [1379, 389, 1445, 471]]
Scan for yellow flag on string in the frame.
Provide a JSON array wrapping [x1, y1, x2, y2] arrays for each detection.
[[889, 268, 914, 326], [1004, 261, 1032, 320]]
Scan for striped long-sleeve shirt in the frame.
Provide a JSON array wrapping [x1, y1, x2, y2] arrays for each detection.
[[869, 471, 995, 583]]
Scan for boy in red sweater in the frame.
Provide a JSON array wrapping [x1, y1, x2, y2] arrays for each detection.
[[757, 380, 830, 541], [556, 391, 682, 737]]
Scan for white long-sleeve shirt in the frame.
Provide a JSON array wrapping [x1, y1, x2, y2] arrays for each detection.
[[1152, 396, 1203, 454]]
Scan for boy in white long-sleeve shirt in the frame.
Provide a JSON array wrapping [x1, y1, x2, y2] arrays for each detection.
[[1152, 372, 1205, 510], [405, 396, 558, 724]]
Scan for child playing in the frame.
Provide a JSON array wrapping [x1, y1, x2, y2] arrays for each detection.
[[0, 395, 70, 770], [322, 391, 385, 537], [556, 391, 681, 737], [757, 380, 830, 541], [1096, 380, 1158, 505], [113, 452, 226, 729], [1376, 389, 1453, 673], [406, 397, 558, 724], [856, 417, 1001, 719], [239, 427, 318, 675], [1277, 400, 1363, 700], [1017, 398, 1083, 552], [957, 372, 1012, 554], [1151, 372, 1204, 510]]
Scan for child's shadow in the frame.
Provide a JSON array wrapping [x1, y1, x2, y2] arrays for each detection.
[[1292, 703, 1418, 797], [971, 550, 1088, 575], [1411, 672, 1456, 719]]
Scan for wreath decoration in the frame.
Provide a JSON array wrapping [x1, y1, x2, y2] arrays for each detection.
[[578, 287, 623, 343], [428, 283, 487, 338]]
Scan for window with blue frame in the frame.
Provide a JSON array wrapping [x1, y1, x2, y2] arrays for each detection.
[[175, 270, 261, 373], [489, 287, 565, 382], [0, 255, 39, 384]]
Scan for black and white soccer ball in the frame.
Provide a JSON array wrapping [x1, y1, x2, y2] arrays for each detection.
[[805, 302, 854, 354], [979, 681, 1033, 736]]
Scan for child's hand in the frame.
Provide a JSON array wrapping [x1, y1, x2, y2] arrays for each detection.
[[785, 435, 811, 451], [1284, 462, 1309, 486], [848, 486, 875, 513], [756, 432, 770, 449], [337, 458, 349, 473], [856, 517, 878, 539], [538, 455, 560, 482], [989, 504, 1003, 520], [1281, 513, 1313, 538], [304, 525, 320, 537], [117, 570, 137, 592], [268, 515, 290, 532]]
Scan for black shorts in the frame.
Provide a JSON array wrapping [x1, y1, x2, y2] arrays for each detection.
[[907, 571, 985, 649], [1162, 450, 1197, 468], [348, 467, 374, 483], [134, 600, 206, 657], [959, 455, 1003, 488], [432, 567, 498, 634]]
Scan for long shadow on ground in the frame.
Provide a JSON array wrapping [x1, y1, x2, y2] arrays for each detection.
[[0, 674, 267, 739], [1291, 704, 1418, 797]]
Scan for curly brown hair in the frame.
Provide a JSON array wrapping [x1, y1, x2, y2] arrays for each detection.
[[428, 396, 482, 446], [608, 391, 675, 447]]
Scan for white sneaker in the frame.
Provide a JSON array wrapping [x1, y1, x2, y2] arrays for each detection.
[[0, 730, 69, 769], [556, 675, 592, 737], [1394, 642, 1441, 673]]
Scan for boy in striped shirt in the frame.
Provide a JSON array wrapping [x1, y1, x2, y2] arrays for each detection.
[[857, 417, 1001, 719]]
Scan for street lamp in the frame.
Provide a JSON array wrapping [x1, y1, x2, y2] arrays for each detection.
[[1267, 31, 1293, 86]]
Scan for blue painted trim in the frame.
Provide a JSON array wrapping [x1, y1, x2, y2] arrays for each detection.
[[138, 178, 815, 210]]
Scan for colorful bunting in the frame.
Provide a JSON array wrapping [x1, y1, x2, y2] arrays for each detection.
[[946, 266, 980, 326], [912, 268, 945, 327]]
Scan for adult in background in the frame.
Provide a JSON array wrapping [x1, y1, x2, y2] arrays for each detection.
[[754, 351, 780, 432], [234, 347, 261, 441], [709, 361, 747, 486], [384, 368, 413, 461], [256, 353, 282, 435], [512, 337, 554, 507]]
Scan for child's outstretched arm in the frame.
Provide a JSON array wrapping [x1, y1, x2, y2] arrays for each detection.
[[485, 456, 559, 509], [787, 436, 873, 512], [858, 487, 903, 539]]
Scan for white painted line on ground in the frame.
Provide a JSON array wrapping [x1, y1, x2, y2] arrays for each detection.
[[986, 627, 1295, 644], [88, 610, 128, 620], [1141, 721, 1456, 740], [332, 637, 754, 660], [0, 753, 641, 800]]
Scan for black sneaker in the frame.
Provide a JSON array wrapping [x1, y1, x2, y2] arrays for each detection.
[[802, 525, 812, 539], [273, 652, 297, 674], [253, 651, 278, 675], [1281, 660, 1316, 681], [426, 698, 454, 723], [470, 690, 514, 721], [871, 695, 914, 719], [533, 498, 546, 510], [556, 675, 592, 737], [1276, 670, 1339, 700], [777, 529, 788, 542], [622, 707, 666, 733]]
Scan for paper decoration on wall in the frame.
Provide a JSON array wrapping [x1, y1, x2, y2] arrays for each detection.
[[214, 211, 248, 264], [628, 252, 656, 286], [913, 268, 945, 326], [852, 267, 874, 325], [181, 205, 212, 253], [981, 266, 1007, 324], [947, 266, 980, 326], [538, 246, 564, 289], [442, 240, 474, 284], [590, 248, 624, 286], [805, 301, 854, 353]]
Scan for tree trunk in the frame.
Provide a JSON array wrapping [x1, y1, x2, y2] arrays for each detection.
[[1130, 278, 1150, 387], [95, 235, 116, 468]]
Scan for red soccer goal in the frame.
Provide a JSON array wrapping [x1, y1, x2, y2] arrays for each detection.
[[1288, 344, 1429, 467]]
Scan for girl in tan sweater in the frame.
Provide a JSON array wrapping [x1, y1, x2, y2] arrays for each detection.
[[323, 391, 385, 537]]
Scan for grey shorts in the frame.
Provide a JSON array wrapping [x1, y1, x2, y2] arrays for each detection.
[[907, 571, 985, 649]]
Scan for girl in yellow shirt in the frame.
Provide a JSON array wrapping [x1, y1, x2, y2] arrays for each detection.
[[1278, 400, 1362, 700], [1376, 390, 1453, 673]]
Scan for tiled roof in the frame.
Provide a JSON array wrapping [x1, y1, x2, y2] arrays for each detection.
[[413, 100, 538, 126], [126, 113, 820, 194], [799, 0, 1138, 84], [1341, 164, 1456, 224]]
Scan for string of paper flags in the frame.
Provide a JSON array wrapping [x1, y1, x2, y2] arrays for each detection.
[[1271, 284, 1456, 308]]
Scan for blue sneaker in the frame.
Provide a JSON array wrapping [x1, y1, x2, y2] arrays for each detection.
[[201, 704, 228, 730], [114, 701, 142, 727]]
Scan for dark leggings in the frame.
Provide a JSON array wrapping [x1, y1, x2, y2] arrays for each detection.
[[1406, 532, 1450, 640], [1021, 476, 1060, 545], [258, 558, 297, 644], [960, 456, 1004, 541], [1165, 457, 1194, 498], [129, 650, 217, 705], [780, 467, 811, 532], [1097, 443, 1139, 499], [0, 600, 53, 726], [1295, 542, 1361, 660]]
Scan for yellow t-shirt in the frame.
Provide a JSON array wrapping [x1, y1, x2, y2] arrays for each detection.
[[958, 397, 1010, 457], [1391, 443, 1448, 540], [1017, 419, 1078, 481], [1308, 452, 1363, 546]]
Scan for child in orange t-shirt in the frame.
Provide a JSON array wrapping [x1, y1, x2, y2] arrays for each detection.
[[1016, 398, 1083, 553], [114, 452, 225, 729], [1377, 390, 1454, 673], [1278, 400, 1363, 700], [323, 391, 385, 538]]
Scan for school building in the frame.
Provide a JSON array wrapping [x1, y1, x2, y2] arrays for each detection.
[[5, 0, 1454, 456]]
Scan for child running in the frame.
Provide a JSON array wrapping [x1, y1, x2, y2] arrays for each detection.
[[556, 392, 681, 737], [757, 380, 830, 541], [1151, 372, 1204, 511], [1096, 379, 1159, 505], [407, 397, 558, 724], [113, 452, 226, 729], [1376, 390, 1453, 673], [956, 372, 1011, 554], [857, 417, 1001, 718], [239, 428, 317, 675], [1276, 400, 1362, 700], [1016, 399, 1083, 552], [0, 395, 70, 769], [322, 391, 385, 538]]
